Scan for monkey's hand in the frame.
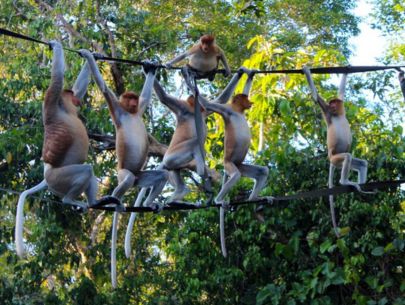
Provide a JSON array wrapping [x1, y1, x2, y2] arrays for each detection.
[[247, 69, 259, 79], [92, 52, 105, 60], [237, 66, 250, 76], [78, 49, 93, 59], [48, 40, 62, 50], [142, 60, 158, 75], [302, 65, 311, 74]]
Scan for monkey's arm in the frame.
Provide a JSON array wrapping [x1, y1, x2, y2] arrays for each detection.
[[153, 79, 187, 114], [79, 49, 121, 121], [44, 41, 64, 112], [303, 66, 328, 113], [198, 94, 232, 118], [138, 70, 156, 115], [338, 74, 348, 101], [166, 50, 190, 67], [214, 68, 248, 104], [218, 48, 231, 76], [243, 69, 255, 96], [72, 62, 91, 101]]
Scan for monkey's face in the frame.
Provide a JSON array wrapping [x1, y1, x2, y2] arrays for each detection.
[[120, 91, 139, 114], [122, 97, 139, 114], [201, 42, 211, 53], [200, 35, 215, 53], [328, 98, 344, 115], [233, 94, 252, 111]]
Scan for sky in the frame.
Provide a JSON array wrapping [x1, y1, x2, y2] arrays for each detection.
[[349, 0, 387, 65]]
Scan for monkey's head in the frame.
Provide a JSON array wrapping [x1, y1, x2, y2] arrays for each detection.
[[120, 91, 139, 114], [232, 94, 252, 112], [200, 34, 215, 53], [186, 95, 205, 112], [328, 98, 345, 115]]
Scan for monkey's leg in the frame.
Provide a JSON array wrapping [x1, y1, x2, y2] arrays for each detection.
[[45, 164, 94, 210], [332, 153, 373, 194], [110, 169, 136, 288], [351, 158, 368, 184], [215, 162, 241, 204], [167, 170, 190, 202], [162, 140, 199, 199], [238, 164, 269, 200], [112, 169, 136, 210], [136, 170, 168, 210]]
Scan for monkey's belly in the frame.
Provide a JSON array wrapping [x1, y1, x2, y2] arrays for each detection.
[[327, 123, 352, 154], [225, 121, 251, 164], [117, 119, 149, 172], [189, 55, 218, 72]]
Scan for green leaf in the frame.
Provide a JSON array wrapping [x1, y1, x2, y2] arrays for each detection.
[[371, 247, 384, 256]]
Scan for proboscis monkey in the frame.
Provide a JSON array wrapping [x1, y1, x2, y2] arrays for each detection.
[[80, 49, 168, 288], [166, 34, 231, 84], [303, 66, 371, 237], [194, 69, 269, 257], [124, 67, 250, 258], [15, 41, 119, 258]]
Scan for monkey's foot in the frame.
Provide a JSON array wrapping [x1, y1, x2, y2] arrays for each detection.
[[147, 202, 163, 213], [168, 186, 190, 203], [339, 180, 376, 194], [90, 195, 121, 208], [62, 198, 88, 213]]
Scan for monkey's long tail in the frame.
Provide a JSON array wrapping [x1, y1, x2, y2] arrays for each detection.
[[328, 164, 339, 237], [15, 179, 48, 258], [124, 187, 147, 258], [111, 211, 120, 288], [220, 206, 227, 257]]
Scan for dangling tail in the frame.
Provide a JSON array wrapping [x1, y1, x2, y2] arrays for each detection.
[[15, 179, 48, 258], [124, 187, 147, 258], [220, 206, 227, 257], [328, 164, 339, 237]]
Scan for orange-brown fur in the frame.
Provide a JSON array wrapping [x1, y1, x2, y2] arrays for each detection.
[[42, 89, 88, 167]]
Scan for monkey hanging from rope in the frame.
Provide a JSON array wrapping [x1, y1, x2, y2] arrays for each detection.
[[124, 66, 250, 259], [79, 49, 168, 288], [303, 66, 373, 237], [15, 41, 120, 258], [191, 68, 270, 257]]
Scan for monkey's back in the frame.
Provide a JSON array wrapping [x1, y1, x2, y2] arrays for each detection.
[[42, 112, 89, 167]]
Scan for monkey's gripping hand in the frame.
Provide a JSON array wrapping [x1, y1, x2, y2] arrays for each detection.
[[78, 49, 93, 59], [236, 66, 250, 76], [142, 60, 158, 75], [48, 40, 62, 50]]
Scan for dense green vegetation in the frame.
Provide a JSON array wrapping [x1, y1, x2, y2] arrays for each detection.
[[0, 1, 404, 304]]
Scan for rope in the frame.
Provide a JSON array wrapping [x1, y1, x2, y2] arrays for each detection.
[[1, 179, 403, 213], [2, 27, 404, 74], [91, 179, 405, 213]]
